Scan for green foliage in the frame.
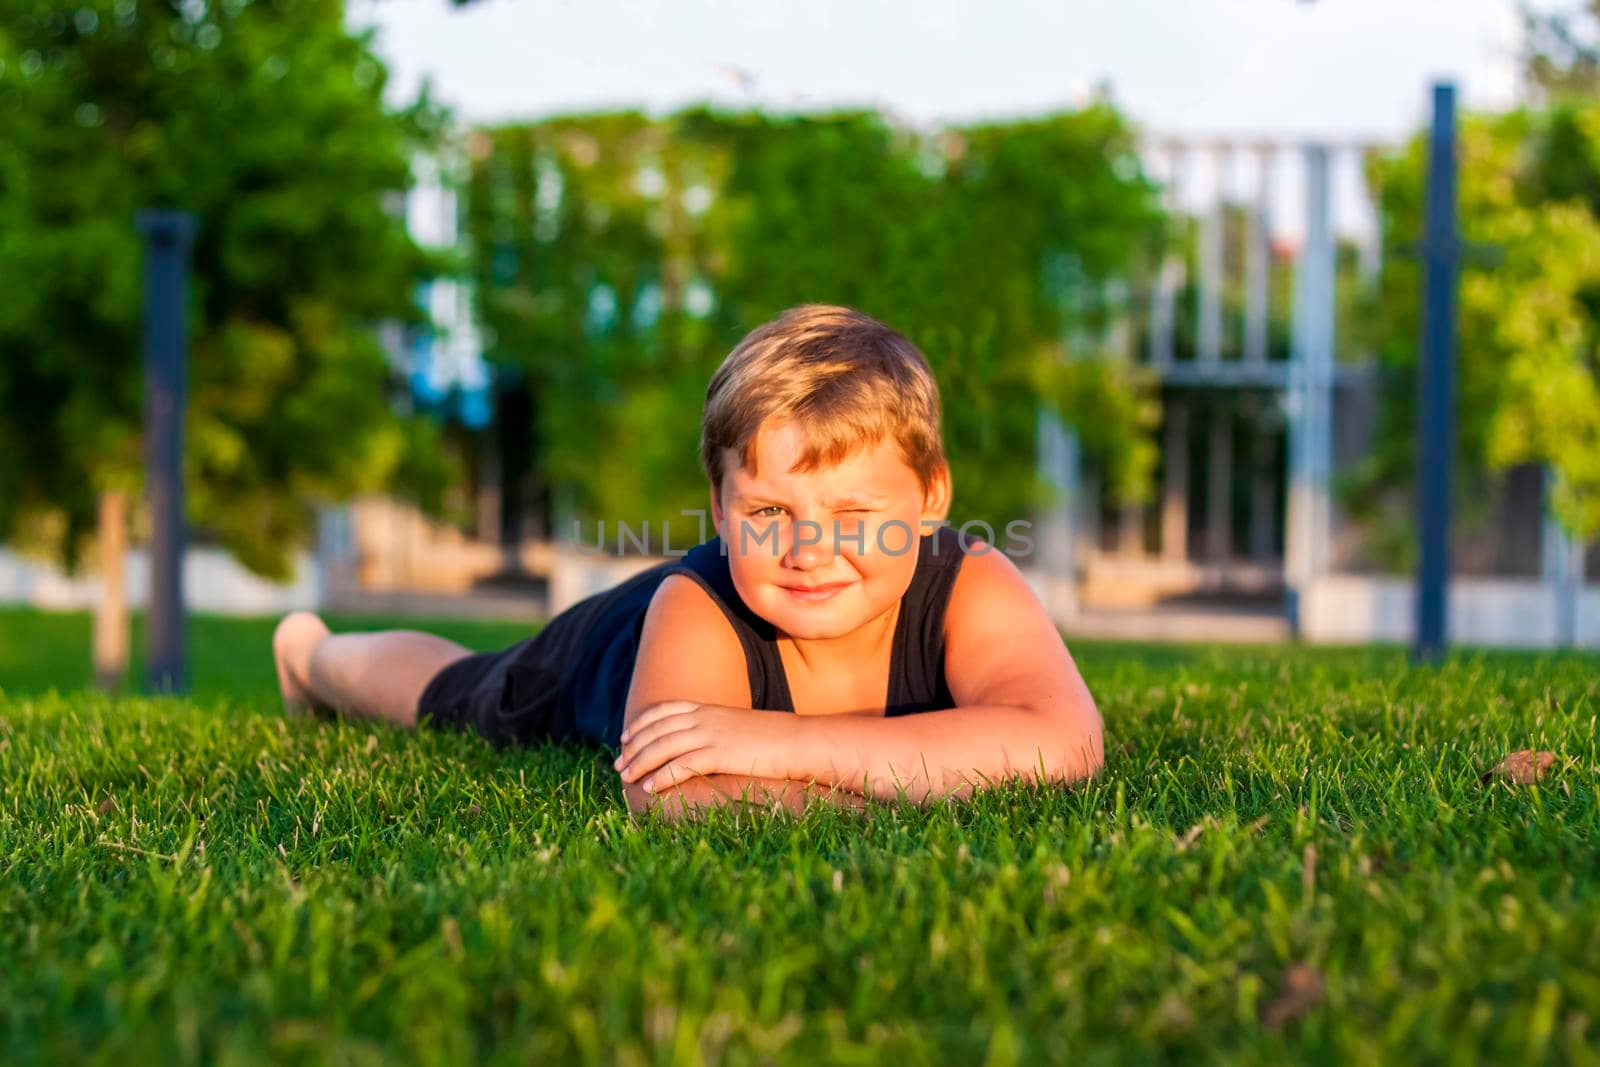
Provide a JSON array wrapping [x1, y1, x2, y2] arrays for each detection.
[[1523, 0, 1600, 99], [2, 606, 1598, 1061], [0, 0, 452, 578], [1355, 106, 1600, 547], [465, 106, 1165, 538]]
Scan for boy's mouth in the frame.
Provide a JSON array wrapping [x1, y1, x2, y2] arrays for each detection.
[[778, 580, 854, 603]]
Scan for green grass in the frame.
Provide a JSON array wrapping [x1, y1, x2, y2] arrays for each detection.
[[1, 606, 1597, 1064]]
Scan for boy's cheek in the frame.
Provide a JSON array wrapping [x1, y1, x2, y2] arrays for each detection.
[[724, 517, 783, 556], [863, 516, 926, 557]]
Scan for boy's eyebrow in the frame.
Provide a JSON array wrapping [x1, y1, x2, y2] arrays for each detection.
[[733, 491, 890, 507], [821, 493, 889, 507]]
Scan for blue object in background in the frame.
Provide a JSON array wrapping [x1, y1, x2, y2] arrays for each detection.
[[406, 279, 491, 429], [1414, 82, 1458, 664], [136, 209, 196, 695]]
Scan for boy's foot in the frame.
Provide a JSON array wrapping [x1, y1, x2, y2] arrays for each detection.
[[273, 611, 330, 717]]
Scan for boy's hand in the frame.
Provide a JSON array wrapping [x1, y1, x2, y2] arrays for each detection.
[[614, 701, 798, 793]]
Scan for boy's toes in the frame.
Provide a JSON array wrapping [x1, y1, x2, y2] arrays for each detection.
[[273, 611, 329, 717]]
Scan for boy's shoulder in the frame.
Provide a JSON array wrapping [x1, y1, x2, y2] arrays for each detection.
[[630, 569, 752, 712], [940, 533, 1081, 710], [941, 536, 1046, 638]]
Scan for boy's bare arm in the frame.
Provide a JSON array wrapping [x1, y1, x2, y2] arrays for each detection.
[[770, 544, 1104, 805], [622, 773, 869, 823], [615, 550, 1097, 813], [781, 705, 1100, 805], [619, 574, 880, 824]]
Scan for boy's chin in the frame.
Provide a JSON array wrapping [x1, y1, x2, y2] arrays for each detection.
[[761, 603, 861, 640]]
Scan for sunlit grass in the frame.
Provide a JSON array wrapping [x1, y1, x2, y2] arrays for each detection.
[[1, 607, 1597, 1063]]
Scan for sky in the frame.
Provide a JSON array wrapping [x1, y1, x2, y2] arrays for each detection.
[[353, 0, 1554, 139], [351, 0, 1563, 238]]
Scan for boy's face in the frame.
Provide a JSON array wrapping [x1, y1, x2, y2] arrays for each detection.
[[710, 418, 950, 642]]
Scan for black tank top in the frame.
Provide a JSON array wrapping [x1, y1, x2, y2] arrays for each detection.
[[548, 524, 972, 748]]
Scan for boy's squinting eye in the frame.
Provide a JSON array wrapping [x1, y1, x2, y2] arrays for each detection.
[[748, 506, 872, 517]]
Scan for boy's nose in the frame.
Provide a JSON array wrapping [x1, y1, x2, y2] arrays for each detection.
[[784, 518, 833, 567]]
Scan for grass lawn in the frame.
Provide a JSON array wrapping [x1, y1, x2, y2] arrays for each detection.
[[1, 605, 1597, 1064]]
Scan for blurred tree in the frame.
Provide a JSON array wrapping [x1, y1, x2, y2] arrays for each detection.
[[0, 0, 451, 688], [1336, 5, 1600, 567], [1343, 7, 1600, 568], [465, 106, 1164, 550], [1523, 0, 1600, 99], [1354, 108, 1600, 564]]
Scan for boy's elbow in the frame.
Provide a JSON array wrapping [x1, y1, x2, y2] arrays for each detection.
[[1043, 706, 1104, 786], [622, 774, 733, 824], [623, 779, 696, 823], [622, 779, 657, 817]]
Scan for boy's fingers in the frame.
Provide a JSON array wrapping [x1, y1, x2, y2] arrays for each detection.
[[628, 741, 711, 787], [621, 699, 700, 742], [617, 716, 698, 766], [644, 757, 714, 794], [620, 730, 710, 783]]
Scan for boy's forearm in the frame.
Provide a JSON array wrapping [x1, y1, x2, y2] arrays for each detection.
[[784, 705, 1104, 805], [623, 772, 870, 823]]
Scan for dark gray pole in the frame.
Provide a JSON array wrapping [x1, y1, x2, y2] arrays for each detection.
[[136, 210, 196, 694], [1414, 84, 1457, 664]]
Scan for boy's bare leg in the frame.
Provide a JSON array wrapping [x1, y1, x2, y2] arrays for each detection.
[[272, 611, 472, 728]]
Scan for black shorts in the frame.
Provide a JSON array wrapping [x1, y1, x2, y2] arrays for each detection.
[[417, 637, 565, 748]]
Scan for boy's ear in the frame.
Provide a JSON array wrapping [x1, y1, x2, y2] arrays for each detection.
[[708, 482, 724, 537], [921, 463, 952, 524]]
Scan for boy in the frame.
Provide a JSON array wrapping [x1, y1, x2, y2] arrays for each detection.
[[273, 304, 1103, 822]]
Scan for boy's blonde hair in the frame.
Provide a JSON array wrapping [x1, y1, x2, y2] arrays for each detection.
[[700, 304, 947, 498]]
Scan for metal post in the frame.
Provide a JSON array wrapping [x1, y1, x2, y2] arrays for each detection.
[[1244, 146, 1273, 365], [1357, 147, 1384, 314], [1414, 84, 1457, 663], [1035, 408, 1081, 622], [1149, 144, 1185, 369], [1161, 400, 1190, 561], [315, 504, 355, 607], [496, 372, 531, 573], [1205, 401, 1233, 562], [1116, 505, 1142, 556], [1081, 464, 1102, 562], [1198, 145, 1226, 365], [1249, 421, 1278, 560], [1284, 145, 1335, 636], [1542, 471, 1581, 649], [137, 210, 196, 694]]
